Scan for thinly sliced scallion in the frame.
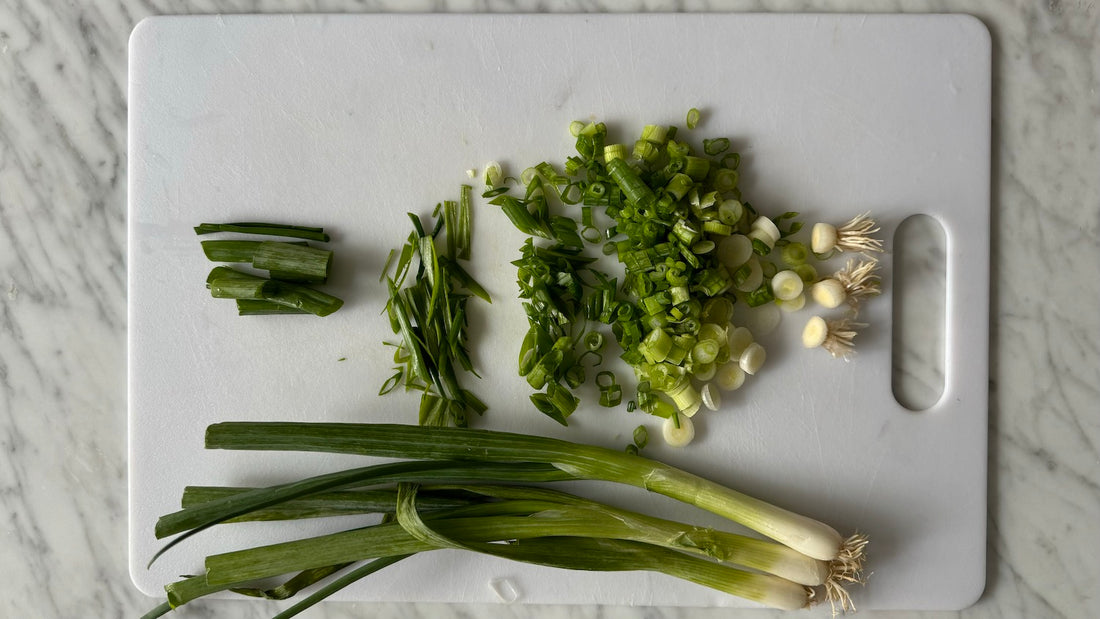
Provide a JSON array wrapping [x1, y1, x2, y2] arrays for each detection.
[[686, 108, 701, 129]]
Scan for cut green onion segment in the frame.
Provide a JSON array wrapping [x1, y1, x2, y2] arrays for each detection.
[[196, 223, 341, 316], [194, 222, 330, 242]]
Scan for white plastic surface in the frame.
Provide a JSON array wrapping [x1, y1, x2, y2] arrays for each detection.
[[128, 14, 990, 609]]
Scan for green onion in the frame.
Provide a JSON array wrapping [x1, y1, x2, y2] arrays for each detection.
[[686, 107, 701, 129], [179, 486, 480, 521], [234, 300, 309, 315], [380, 190, 491, 427], [251, 241, 333, 282], [194, 222, 330, 242], [205, 422, 863, 564], [200, 239, 264, 263], [262, 281, 344, 317], [703, 137, 730, 155]]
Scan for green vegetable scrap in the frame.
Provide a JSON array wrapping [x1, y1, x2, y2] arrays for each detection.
[[489, 112, 885, 441], [196, 222, 343, 317], [379, 185, 491, 428]]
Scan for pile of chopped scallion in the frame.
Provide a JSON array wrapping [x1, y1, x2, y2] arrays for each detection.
[[141, 422, 868, 617], [486, 110, 884, 444], [195, 222, 344, 316]]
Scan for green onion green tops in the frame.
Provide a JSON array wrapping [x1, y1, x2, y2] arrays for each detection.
[[487, 114, 885, 444], [196, 222, 343, 317]]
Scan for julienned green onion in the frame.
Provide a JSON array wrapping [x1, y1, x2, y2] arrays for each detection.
[[194, 222, 330, 242], [380, 188, 490, 428]]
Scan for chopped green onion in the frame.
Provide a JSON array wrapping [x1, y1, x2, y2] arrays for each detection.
[[771, 270, 804, 301], [703, 137, 730, 155], [662, 412, 695, 446], [739, 342, 767, 375], [251, 241, 333, 282], [811, 278, 847, 309], [780, 241, 809, 266], [716, 360, 746, 390], [686, 108, 701, 129]]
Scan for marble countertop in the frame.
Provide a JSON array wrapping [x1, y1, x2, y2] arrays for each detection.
[[1, 1, 1096, 618]]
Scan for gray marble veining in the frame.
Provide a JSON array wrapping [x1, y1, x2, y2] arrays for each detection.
[[1, 1, 1097, 618]]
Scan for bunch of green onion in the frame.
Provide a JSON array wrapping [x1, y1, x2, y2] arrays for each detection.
[[142, 422, 867, 617], [195, 222, 343, 316]]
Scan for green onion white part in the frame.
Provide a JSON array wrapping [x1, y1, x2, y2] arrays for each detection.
[[701, 383, 721, 411], [751, 215, 781, 244], [747, 228, 777, 253], [771, 270, 804, 301], [735, 257, 764, 292], [662, 412, 696, 447], [811, 278, 847, 309], [834, 259, 883, 309], [810, 212, 884, 255], [777, 293, 806, 312], [483, 161, 503, 188], [739, 342, 767, 375], [802, 316, 829, 349], [716, 361, 746, 390], [727, 326, 754, 358], [802, 316, 866, 360], [716, 233, 752, 269]]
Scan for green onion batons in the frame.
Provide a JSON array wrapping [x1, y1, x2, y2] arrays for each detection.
[[196, 223, 343, 316]]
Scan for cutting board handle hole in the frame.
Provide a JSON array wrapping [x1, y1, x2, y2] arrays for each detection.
[[891, 214, 946, 412]]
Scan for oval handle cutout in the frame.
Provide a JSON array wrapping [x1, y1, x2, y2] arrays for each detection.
[[891, 214, 947, 411]]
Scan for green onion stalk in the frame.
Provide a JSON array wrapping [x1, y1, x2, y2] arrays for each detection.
[[201, 422, 868, 597], [143, 422, 867, 616]]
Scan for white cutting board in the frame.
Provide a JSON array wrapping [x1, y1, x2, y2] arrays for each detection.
[[128, 14, 990, 610]]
